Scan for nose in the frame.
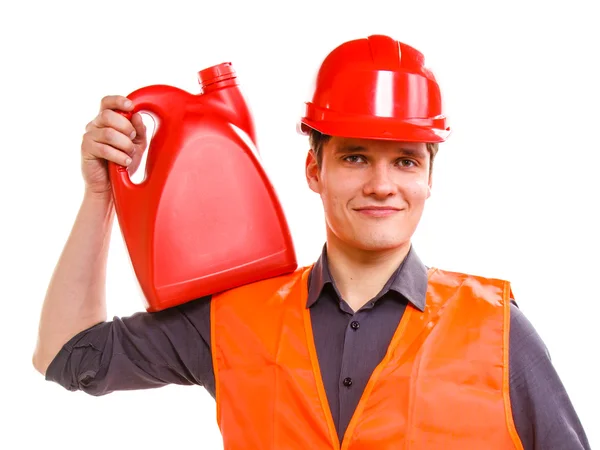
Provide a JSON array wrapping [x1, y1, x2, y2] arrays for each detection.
[[362, 163, 398, 198]]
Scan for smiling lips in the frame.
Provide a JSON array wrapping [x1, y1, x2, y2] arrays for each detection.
[[354, 206, 403, 217]]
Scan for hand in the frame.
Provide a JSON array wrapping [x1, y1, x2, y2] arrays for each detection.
[[81, 95, 148, 195]]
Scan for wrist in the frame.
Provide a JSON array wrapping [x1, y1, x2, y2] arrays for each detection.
[[82, 188, 115, 210]]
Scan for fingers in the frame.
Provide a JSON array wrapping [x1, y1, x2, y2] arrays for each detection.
[[130, 112, 147, 143], [90, 108, 137, 140], [99, 95, 133, 114], [87, 126, 135, 156], [81, 95, 146, 170], [85, 141, 133, 167]]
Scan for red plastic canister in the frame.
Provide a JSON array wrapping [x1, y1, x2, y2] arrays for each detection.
[[108, 62, 297, 312]]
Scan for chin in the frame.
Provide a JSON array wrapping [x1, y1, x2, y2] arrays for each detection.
[[327, 219, 414, 252], [350, 235, 410, 252]]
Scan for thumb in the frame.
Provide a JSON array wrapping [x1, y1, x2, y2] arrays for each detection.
[[131, 112, 148, 146]]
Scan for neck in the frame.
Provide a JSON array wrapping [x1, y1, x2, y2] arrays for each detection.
[[325, 232, 411, 312]]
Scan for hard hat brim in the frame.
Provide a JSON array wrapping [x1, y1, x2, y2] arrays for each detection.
[[297, 118, 450, 143]]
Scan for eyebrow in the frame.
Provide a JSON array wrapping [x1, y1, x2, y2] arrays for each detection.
[[336, 145, 427, 158]]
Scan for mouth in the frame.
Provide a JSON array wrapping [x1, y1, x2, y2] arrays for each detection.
[[353, 206, 403, 218]]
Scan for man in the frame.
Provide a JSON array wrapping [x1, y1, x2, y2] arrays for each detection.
[[33, 34, 590, 449]]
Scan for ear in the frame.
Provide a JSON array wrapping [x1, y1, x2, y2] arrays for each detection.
[[306, 150, 321, 194], [426, 171, 433, 199]]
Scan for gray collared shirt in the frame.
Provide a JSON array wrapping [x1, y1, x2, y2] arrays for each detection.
[[46, 245, 591, 449]]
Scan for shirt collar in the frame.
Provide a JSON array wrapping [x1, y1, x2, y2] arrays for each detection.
[[306, 243, 428, 311]]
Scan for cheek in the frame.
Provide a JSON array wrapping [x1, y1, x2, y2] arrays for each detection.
[[320, 177, 354, 226], [407, 177, 430, 203], [321, 186, 344, 216], [321, 171, 351, 206]]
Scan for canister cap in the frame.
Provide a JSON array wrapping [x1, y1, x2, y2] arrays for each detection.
[[198, 62, 236, 89]]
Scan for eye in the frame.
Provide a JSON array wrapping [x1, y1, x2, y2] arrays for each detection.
[[343, 155, 366, 164], [397, 159, 416, 168]]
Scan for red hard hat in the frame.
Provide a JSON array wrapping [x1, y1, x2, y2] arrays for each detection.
[[298, 35, 450, 143]]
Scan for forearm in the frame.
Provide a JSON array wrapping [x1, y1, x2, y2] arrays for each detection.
[[33, 190, 115, 375]]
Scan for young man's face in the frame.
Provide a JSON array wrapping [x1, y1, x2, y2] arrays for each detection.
[[306, 136, 432, 253]]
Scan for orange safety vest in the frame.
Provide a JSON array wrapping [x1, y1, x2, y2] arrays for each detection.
[[211, 265, 525, 449]]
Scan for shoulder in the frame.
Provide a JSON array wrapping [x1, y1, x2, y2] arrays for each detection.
[[429, 266, 510, 286], [427, 268, 552, 369], [428, 267, 512, 303], [211, 265, 313, 303], [507, 301, 558, 407], [509, 302, 548, 349], [508, 301, 551, 370]]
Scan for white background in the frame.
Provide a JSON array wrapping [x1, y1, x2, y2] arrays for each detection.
[[1, 0, 598, 448]]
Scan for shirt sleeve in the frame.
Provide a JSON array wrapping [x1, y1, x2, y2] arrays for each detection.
[[509, 302, 591, 450], [45, 295, 215, 398]]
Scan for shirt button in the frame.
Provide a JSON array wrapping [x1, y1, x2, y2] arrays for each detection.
[[350, 321, 360, 330], [343, 377, 353, 387]]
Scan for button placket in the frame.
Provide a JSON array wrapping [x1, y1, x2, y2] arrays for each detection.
[[341, 313, 363, 392]]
